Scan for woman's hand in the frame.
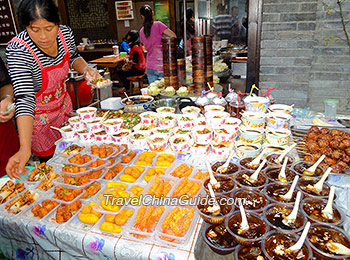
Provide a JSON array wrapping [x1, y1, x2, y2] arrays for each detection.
[[83, 66, 101, 81], [6, 148, 31, 179], [122, 61, 133, 71], [0, 95, 15, 123]]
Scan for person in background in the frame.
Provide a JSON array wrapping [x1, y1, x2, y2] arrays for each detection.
[[179, 7, 195, 57], [139, 4, 177, 84], [0, 58, 19, 177], [213, 4, 233, 41], [6, 0, 100, 179], [118, 30, 146, 89], [231, 6, 246, 44], [119, 35, 130, 53]]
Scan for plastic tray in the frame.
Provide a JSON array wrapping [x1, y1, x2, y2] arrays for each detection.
[[87, 158, 108, 171], [52, 177, 93, 190], [139, 175, 177, 204], [80, 182, 103, 200], [21, 198, 60, 221], [102, 162, 125, 181], [88, 168, 107, 182], [114, 165, 148, 184], [169, 177, 202, 200], [57, 142, 88, 158], [124, 204, 166, 241], [65, 153, 97, 168], [119, 150, 141, 165], [92, 188, 131, 215], [50, 186, 84, 205], [154, 205, 199, 247], [92, 205, 137, 237], [3, 190, 41, 216], [88, 144, 124, 160], [42, 200, 82, 225], [152, 153, 177, 168], [65, 202, 102, 231], [60, 165, 91, 177], [0, 181, 27, 205], [165, 160, 196, 179]]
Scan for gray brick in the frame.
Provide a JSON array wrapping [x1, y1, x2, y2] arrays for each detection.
[[260, 67, 276, 74], [261, 32, 277, 40], [277, 32, 315, 40], [276, 66, 310, 74], [311, 64, 345, 72], [297, 22, 316, 31], [323, 21, 345, 29], [260, 74, 294, 82], [309, 80, 340, 89], [262, 23, 297, 31], [293, 74, 310, 82], [300, 3, 318, 11], [280, 13, 316, 22], [297, 40, 316, 49], [262, 13, 280, 23], [260, 49, 279, 57], [310, 72, 349, 81], [263, 4, 299, 13], [294, 58, 313, 66], [261, 40, 298, 49], [276, 49, 312, 57], [313, 48, 345, 55], [260, 57, 296, 66]]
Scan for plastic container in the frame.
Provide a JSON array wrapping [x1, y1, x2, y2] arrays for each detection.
[[140, 174, 177, 202], [52, 177, 93, 189], [203, 176, 236, 196], [291, 160, 325, 180], [125, 204, 166, 241], [155, 206, 199, 247], [202, 222, 240, 255], [88, 159, 108, 171], [88, 143, 123, 160], [92, 188, 131, 215], [301, 197, 346, 227], [170, 177, 202, 200], [197, 194, 234, 224], [324, 99, 339, 120], [115, 165, 147, 184], [297, 177, 331, 199], [50, 187, 84, 205], [80, 182, 102, 200], [165, 160, 196, 179], [65, 203, 101, 232], [264, 182, 300, 205], [76, 107, 97, 122], [65, 153, 96, 167], [233, 170, 267, 190], [21, 198, 60, 221], [263, 203, 306, 234], [103, 118, 124, 135], [42, 200, 82, 225], [231, 188, 269, 213], [262, 231, 313, 260], [211, 159, 240, 177]]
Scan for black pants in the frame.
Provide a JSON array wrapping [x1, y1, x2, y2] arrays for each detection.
[[118, 68, 145, 89], [38, 154, 53, 163]]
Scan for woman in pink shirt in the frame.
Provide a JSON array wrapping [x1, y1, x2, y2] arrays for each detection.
[[139, 5, 176, 83]]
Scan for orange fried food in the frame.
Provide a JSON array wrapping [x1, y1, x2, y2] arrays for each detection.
[[53, 186, 82, 202], [28, 162, 53, 182], [121, 151, 136, 163], [62, 165, 87, 173], [56, 200, 82, 223], [68, 154, 92, 165], [64, 175, 90, 186], [91, 145, 117, 158], [31, 200, 58, 219], [193, 170, 209, 180], [172, 179, 201, 199], [133, 205, 164, 232], [89, 159, 105, 168], [103, 164, 124, 180], [170, 164, 194, 178], [81, 182, 101, 199]]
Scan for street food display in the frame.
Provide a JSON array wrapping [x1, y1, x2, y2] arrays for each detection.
[[3, 94, 350, 260]]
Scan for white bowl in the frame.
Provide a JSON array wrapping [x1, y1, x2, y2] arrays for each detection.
[[103, 118, 124, 135], [151, 127, 173, 139], [84, 117, 104, 133], [93, 130, 110, 142], [195, 116, 207, 126], [133, 124, 154, 136], [211, 142, 234, 158], [140, 111, 158, 127], [68, 116, 85, 131], [158, 114, 177, 129], [265, 128, 291, 146], [111, 130, 131, 144], [177, 114, 196, 130], [129, 131, 149, 149], [224, 117, 241, 133], [238, 126, 265, 144], [235, 142, 262, 158], [60, 126, 76, 141], [243, 96, 269, 113], [241, 111, 266, 129], [147, 135, 169, 152], [156, 107, 176, 114], [191, 125, 213, 145], [205, 111, 230, 128], [189, 141, 210, 156], [76, 107, 97, 122], [266, 112, 292, 130], [169, 134, 191, 153], [213, 126, 236, 143], [76, 129, 94, 143], [181, 106, 201, 117], [172, 127, 191, 138], [269, 104, 293, 115], [204, 105, 225, 113]]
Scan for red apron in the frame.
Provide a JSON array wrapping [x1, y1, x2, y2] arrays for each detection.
[[11, 29, 73, 157], [0, 121, 19, 176]]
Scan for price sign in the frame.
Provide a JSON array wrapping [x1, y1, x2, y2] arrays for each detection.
[[0, 0, 18, 45]]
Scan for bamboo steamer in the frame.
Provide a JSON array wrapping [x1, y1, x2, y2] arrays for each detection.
[[204, 35, 213, 88], [177, 59, 186, 86], [162, 37, 179, 89], [191, 36, 206, 90]]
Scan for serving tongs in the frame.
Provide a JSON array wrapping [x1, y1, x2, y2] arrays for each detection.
[[303, 155, 326, 176], [206, 161, 220, 189], [216, 148, 236, 174], [321, 186, 335, 219], [282, 191, 302, 226], [207, 183, 220, 215]]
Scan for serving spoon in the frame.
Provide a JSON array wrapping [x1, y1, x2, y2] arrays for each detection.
[[239, 203, 249, 232], [207, 183, 220, 215], [206, 161, 220, 189], [216, 148, 236, 174], [280, 175, 299, 201], [247, 148, 268, 168], [276, 143, 297, 164], [326, 241, 350, 255], [287, 222, 311, 252], [303, 155, 326, 176], [278, 157, 289, 182], [307, 167, 332, 193], [248, 159, 267, 183], [282, 191, 302, 226], [321, 186, 335, 219]]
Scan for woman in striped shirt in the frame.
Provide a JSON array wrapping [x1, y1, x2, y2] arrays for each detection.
[[6, 0, 100, 179]]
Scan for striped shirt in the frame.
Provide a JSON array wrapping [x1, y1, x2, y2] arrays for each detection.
[[212, 14, 233, 41], [6, 25, 80, 118]]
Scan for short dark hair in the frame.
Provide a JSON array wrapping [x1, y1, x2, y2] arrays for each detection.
[[126, 30, 140, 48], [140, 5, 153, 38], [18, 0, 60, 30], [186, 8, 193, 21]]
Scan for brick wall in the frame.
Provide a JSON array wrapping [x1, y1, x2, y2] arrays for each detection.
[[260, 0, 350, 113]]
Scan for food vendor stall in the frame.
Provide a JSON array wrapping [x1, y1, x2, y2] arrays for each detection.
[[1, 91, 350, 259]]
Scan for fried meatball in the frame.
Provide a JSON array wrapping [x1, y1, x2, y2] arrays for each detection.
[[307, 132, 319, 141], [330, 129, 343, 136], [343, 155, 350, 163], [309, 126, 320, 133], [319, 147, 333, 157], [324, 157, 336, 166], [346, 148, 350, 156], [306, 142, 319, 152], [330, 140, 340, 149], [318, 134, 332, 142], [331, 150, 342, 160], [320, 128, 330, 135], [318, 139, 330, 148], [333, 135, 343, 143]]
